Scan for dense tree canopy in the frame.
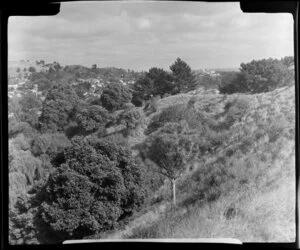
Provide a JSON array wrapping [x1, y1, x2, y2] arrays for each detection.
[[132, 59, 197, 106], [8, 93, 41, 129], [100, 82, 132, 112], [281, 56, 294, 68], [219, 58, 294, 94], [18, 92, 42, 128], [33, 78, 53, 93], [132, 68, 173, 106], [10, 137, 146, 243], [74, 104, 109, 135], [74, 81, 92, 98], [170, 58, 197, 94], [28, 67, 36, 73], [9, 56, 295, 244], [31, 132, 71, 158], [9, 119, 36, 139], [39, 84, 79, 132], [9, 140, 44, 209]]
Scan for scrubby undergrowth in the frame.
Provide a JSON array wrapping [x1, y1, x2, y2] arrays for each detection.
[[99, 85, 295, 242]]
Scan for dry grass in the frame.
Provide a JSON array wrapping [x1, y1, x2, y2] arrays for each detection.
[[99, 85, 296, 242]]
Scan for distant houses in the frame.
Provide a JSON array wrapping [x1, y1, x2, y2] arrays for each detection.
[[195, 68, 221, 78]]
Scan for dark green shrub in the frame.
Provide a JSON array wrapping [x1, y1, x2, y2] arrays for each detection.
[[219, 58, 294, 94], [118, 107, 144, 130], [75, 104, 109, 135], [11, 136, 146, 243], [9, 120, 37, 139], [100, 82, 132, 112], [31, 133, 71, 158], [39, 84, 79, 132]]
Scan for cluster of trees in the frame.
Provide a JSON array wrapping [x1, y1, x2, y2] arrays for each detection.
[[219, 56, 294, 94], [132, 58, 197, 106], [10, 137, 146, 244], [9, 55, 294, 244], [8, 66, 151, 244]]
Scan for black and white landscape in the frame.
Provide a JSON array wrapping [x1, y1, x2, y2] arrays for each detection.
[[8, 1, 295, 244]]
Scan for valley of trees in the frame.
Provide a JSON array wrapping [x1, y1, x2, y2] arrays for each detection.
[[8, 56, 295, 244]]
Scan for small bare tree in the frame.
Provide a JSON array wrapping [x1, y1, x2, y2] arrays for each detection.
[[143, 121, 198, 206]]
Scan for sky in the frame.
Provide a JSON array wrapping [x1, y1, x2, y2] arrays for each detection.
[[8, 1, 294, 71]]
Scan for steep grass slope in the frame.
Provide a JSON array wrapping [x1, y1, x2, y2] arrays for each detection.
[[99, 85, 295, 242]]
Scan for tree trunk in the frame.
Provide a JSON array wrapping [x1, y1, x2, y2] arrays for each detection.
[[171, 179, 176, 207]]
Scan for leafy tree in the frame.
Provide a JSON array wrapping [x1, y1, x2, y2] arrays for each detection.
[[218, 71, 238, 91], [8, 93, 40, 135], [9, 173, 28, 209], [147, 67, 174, 97], [13, 136, 145, 242], [28, 67, 36, 73], [53, 63, 61, 71], [9, 148, 43, 186], [132, 68, 173, 105], [19, 92, 41, 111], [8, 97, 23, 122], [281, 56, 294, 68], [31, 132, 71, 156], [170, 58, 197, 93], [74, 81, 92, 98], [10, 134, 31, 151], [132, 75, 154, 104], [39, 84, 79, 132], [74, 104, 109, 135], [100, 82, 132, 112], [31, 134, 52, 156], [117, 106, 144, 135], [219, 58, 294, 94], [18, 92, 42, 128], [30, 133, 70, 178], [9, 180, 52, 245], [32, 78, 53, 93], [142, 122, 198, 206], [16, 67, 21, 73], [9, 119, 36, 139], [9, 143, 44, 209]]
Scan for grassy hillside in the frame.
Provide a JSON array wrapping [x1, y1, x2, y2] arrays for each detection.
[[97, 85, 295, 242]]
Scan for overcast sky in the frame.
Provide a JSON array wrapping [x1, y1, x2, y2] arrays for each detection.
[[8, 1, 294, 71]]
